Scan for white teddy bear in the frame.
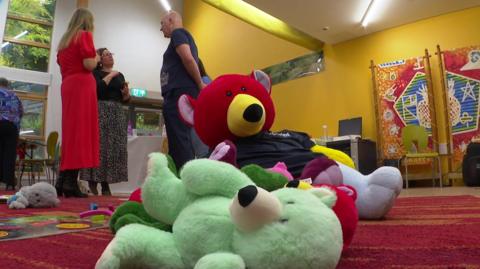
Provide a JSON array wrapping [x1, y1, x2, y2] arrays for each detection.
[[8, 182, 60, 209]]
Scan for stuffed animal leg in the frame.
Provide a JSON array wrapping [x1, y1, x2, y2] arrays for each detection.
[[8, 193, 28, 209], [337, 162, 402, 219], [109, 201, 171, 234], [143, 153, 254, 225], [194, 253, 246, 269], [96, 224, 184, 269]]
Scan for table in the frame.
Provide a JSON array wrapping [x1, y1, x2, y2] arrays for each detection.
[[16, 137, 47, 188], [109, 136, 165, 195]]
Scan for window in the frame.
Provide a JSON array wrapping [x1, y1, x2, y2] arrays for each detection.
[[1, 0, 56, 141], [1, 0, 55, 72], [134, 109, 162, 136], [12, 80, 47, 138]]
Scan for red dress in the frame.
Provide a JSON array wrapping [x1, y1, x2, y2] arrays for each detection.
[[57, 31, 99, 170]]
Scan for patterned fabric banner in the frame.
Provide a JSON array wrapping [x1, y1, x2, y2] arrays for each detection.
[[262, 51, 324, 85], [374, 57, 433, 160], [442, 46, 480, 170]]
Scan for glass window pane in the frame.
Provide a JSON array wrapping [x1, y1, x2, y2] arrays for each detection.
[[4, 19, 52, 44], [0, 42, 49, 72], [135, 111, 161, 136], [12, 81, 48, 96], [20, 99, 45, 137], [8, 0, 56, 22]]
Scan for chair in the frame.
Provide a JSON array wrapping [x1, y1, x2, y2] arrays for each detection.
[[17, 131, 59, 187], [400, 125, 442, 188]]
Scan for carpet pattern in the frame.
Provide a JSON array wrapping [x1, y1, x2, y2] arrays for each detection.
[[0, 195, 124, 269], [1, 194, 479, 268], [338, 195, 480, 269]]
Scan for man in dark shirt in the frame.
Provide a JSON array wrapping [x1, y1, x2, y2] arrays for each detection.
[[235, 130, 324, 178], [160, 11, 206, 169]]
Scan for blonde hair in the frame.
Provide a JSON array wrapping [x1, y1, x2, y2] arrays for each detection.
[[57, 8, 94, 51]]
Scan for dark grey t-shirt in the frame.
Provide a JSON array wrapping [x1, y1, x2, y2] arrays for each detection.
[[160, 28, 199, 95], [235, 130, 324, 178]]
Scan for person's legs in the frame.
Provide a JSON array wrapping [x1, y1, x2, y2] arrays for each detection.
[[0, 121, 18, 190], [62, 169, 87, 198], [190, 128, 210, 158], [89, 181, 98, 195], [0, 121, 6, 187], [162, 89, 196, 169], [101, 182, 111, 196]]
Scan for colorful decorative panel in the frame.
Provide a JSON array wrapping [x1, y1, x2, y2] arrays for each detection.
[[374, 57, 433, 160], [442, 46, 480, 170]]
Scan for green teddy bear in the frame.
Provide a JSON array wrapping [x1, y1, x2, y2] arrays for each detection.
[[96, 153, 343, 269]]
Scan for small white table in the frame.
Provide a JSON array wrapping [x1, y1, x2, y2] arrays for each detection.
[[110, 135, 164, 195]]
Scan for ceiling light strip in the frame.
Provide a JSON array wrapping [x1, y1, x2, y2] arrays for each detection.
[[361, 0, 375, 27]]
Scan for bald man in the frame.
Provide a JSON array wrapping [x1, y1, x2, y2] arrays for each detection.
[[160, 11, 208, 169]]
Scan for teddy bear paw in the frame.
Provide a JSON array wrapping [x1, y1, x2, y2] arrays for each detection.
[[356, 166, 402, 219], [95, 239, 121, 269], [367, 166, 403, 196]]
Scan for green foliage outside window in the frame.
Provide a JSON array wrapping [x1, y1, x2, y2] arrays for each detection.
[[1, 0, 56, 72]]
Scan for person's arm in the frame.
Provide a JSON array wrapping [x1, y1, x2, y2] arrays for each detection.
[[102, 71, 120, 85], [83, 54, 99, 71], [119, 73, 131, 103], [16, 95, 23, 119], [79, 31, 99, 71], [94, 70, 109, 100], [176, 44, 206, 90]]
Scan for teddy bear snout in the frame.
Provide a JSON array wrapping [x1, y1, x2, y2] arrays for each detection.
[[243, 104, 263, 123], [230, 185, 283, 232]]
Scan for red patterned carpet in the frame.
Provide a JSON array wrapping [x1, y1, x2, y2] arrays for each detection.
[[1, 193, 480, 268], [338, 195, 480, 269]]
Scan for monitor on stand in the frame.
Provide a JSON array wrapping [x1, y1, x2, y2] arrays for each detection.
[[338, 117, 362, 137]]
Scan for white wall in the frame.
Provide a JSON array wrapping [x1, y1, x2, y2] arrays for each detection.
[[89, 0, 179, 95], [46, 0, 77, 138]]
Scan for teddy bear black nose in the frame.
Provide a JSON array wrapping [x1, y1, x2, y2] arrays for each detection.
[[285, 180, 300, 188], [238, 185, 258, 207], [243, 104, 263, 123]]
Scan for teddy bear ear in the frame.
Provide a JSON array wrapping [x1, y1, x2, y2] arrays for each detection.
[[309, 186, 337, 208], [177, 94, 196, 127], [250, 70, 271, 94]]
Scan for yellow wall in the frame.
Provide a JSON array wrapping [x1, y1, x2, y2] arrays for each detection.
[[184, 1, 480, 145]]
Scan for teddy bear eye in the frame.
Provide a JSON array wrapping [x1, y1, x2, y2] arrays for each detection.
[[35, 193, 39, 196], [226, 90, 232, 97], [36, 199, 40, 203], [241, 86, 247, 91]]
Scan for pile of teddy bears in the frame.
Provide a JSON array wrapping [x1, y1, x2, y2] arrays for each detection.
[[96, 70, 402, 269]]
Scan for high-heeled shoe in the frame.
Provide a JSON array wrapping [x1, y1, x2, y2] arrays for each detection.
[[55, 172, 65, 196]]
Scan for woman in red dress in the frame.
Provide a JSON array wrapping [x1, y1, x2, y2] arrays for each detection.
[[55, 8, 100, 197]]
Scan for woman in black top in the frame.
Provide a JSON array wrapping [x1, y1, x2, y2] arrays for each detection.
[[80, 48, 130, 195]]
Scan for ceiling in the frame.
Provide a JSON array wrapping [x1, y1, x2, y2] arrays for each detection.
[[244, 0, 480, 44]]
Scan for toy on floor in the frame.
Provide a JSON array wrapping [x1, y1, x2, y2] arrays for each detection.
[[79, 203, 115, 223], [178, 70, 402, 219], [107, 155, 179, 234], [96, 153, 343, 269], [8, 182, 60, 209], [286, 180, 358, 251]]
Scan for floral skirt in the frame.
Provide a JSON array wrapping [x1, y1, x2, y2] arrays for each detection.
[[80, 100, 128, 183]]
